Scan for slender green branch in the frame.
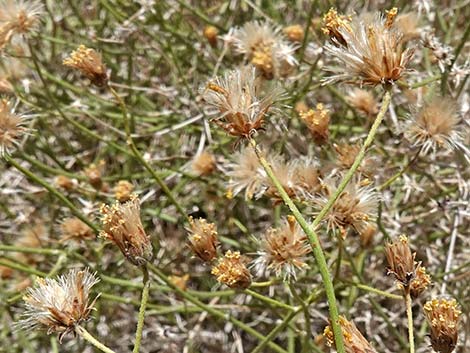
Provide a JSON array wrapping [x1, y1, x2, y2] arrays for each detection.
[[244, 288, 295, 311], [4, 155, 98, 233], [341, 281, 402, 300], [405, 290, 415, 353], [312, 90, 392, 228], [0, 258, 47, 277], [248, 138, 346, 353], [75, 325, 117, 353], [133, 265, 150, 353]]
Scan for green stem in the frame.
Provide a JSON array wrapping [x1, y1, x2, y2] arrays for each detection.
[[133, 265, 150, 353], [342, 281, 402, 300], [147, 264, 289, 353], [248, 138, 346, 353], [405, 290, 415, 353], [378, 146, 422, 191], [108, 86, 188, 221], [312, 90, 392, 228], [4, 155, 98, 233], [244, 288, 295, 311], [0, 258, 47, 277], [75, 325, 117, 353]]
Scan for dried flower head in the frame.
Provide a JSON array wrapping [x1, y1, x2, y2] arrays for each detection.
[[84, 160, 105, 190], [168, 274, 190, 291], [191, 150, 216, 176], [17, 268, 99, 342], [99, 195, 153, 266], [321, 8, 352, 46], [254, 215, 310, 280], [201, 67, 281, 140], [346, 88, 379, 118], [299, 103, 330, 145], [405, 97, 469, 158], [54, 175, 76, 191], [113, 180, 134, 203], [203, 25, 218, 47], [394, 12, 420, 42], [211, 250, 252, 289], [63, 45, 108, 87], [186, 217, 219, 262], [0, 57, 28, 93], [323, 316, 377, 353], [410, 266, 431, 298], [384, 235, 417, 289], [226, 146, 266, 200], [313, 178, 377, 240], [0, 0, 43, 48], [424, 298, 461, 353], [228, 21, 298, 79], [0, 98, 29, 156], [334, 142, 374, 177], [60, 217, 95, 242], [283, 24, 304, 42], [323, 8, 413, 86]]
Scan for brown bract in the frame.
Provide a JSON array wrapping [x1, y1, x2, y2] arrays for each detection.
[[324, 316, 377, 353], [384, 235, 417, 289], [0, 98, 27, 156], [100, 196, 153, 266]]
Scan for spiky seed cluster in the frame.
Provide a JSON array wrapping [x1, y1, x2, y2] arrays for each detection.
[[63, 45, 108, 87], [0, 0, 43, 49], [385, 235, 422, 291], [299, 103, 330, 145], [60, 218, 95, 242], [0, 98, 28, 156], [255, 215, 311, 280], [405, 97, 469, 157], [191, 151, 216, 176], [227, 21, 298, 79], [186, 217, 219, 262], [17, 268, 99, 342], [211, 250, 251, 289], [99, 195, 153, 266], [323, 316, 377, 353], [410, 266, 431, 298], [323, 7, 413, 86], [113, 180, 134, 203], [423, 298, 461, 353], [346, 88, 379, 117], [313, 178, 377, 244], [201, 67, 281, 140]]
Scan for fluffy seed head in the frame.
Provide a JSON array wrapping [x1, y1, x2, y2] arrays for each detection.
[[299, 103, 330, 145], [334, 142, 374, 177], [323, 316, 377, 353], [191, 151, 216, 176], [113, 180, 134, 203], [211, 250, 252, 289], [16, 268, 99, 342], [254, 215, 311, 280], [283, 24, 304, 42], [384, 235, 417, 289], [186, 217, 219, 262], [228, 21, 298, 79], [323, 8, 413, 86], [0, 98, 28, 156], [405, 97, 468, 157], [60, 218, 95, 242], [201, 67, 281, 140], [99, 195, 153, 266], [63, 45, 108, 87], [424, 298, 461, 353], [346, 88, 379, 117]]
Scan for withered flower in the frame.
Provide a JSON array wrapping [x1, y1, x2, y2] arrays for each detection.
[[0, 98, 29, 156], [100, 195, 153, 266], [201, 67, 281, 140], [203, 25, 218, 47], [384, 235, 417, 289], [60, 217, 95, 242], [410, 266, 431, 298], [334, 142, 374, 177], [191, 151, 216, 176], [113, 180, 134, 203], [168, 274, 190, 291], [346, 89, 379, 118], [254, 215, 311, 280], [299, 103, 330, 145], [323, 316, 377, 353], [84, 160, 105, 190], [323, 8, 413, 86], [186, 217, 219, 262], [424, 298, 461, 353], [63, 45, 108, 87], [211, 250, 252, 289], [321, 7, 352, 46], [17, 268, 99, 342], [283, 24, 304, 42], [54, 175, 76, 191]]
